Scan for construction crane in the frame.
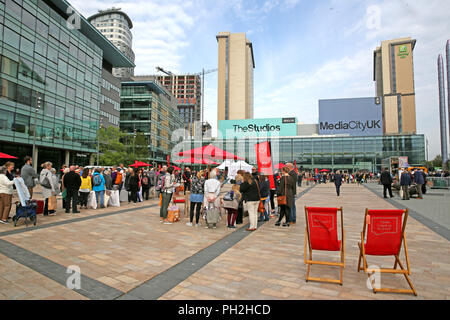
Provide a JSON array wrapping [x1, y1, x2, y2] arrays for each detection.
[[155, 67, 218, 124]]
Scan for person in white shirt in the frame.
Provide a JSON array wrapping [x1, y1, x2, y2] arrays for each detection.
[[0, 166, 15, 224], [203, 169, 221, 229]]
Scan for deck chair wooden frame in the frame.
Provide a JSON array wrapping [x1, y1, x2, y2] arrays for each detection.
[[304, 206, 345, 285], [357, 208, 417, 296]]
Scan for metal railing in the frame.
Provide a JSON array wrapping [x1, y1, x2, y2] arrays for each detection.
[[427, 177, 450, 188]]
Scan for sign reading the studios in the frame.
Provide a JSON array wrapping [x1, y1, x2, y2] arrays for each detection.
[[319, 97, 383, 136], [219, 118, 298, 139]]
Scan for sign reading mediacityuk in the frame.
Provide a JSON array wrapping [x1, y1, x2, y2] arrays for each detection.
[[319, 97, 383, 136], [218, 118, 298, 139]]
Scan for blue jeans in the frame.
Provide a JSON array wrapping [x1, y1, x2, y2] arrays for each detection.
[[95, 190, 104, 207], [290, 196, 297, 222]]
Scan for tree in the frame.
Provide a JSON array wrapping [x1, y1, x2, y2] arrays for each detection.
[[98, 126, 129, 166], [432, 155, 442, 168], [134, 132, 149, 160]]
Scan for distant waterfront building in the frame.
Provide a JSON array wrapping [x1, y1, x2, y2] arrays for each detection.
[[120, 81, 184, 164], [88, 7, 135, 79], [0, 0, 134, 169], [374, 38, 417, 135], [216, 32, 255, 122]]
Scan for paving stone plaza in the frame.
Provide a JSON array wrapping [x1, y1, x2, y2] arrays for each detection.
[[0, 182, 448, 300]]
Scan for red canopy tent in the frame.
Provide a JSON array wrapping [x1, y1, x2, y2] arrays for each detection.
[[319, 169, 330, 172], [178, 144, 244, 161], [175, 158, 219, 165], [129, 161, 152, 168], [0, 152, 18, 159], [172, 165, 182, 171]]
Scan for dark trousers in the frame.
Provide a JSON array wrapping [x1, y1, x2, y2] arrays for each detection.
[[129, 190, 138, 203], [66, 189, 79, 212], [383, 184, 393, 198], [335, 184, 341, 196], [142, 188, 150, 200], [190, 201, 202, 224], [402, 185, 410, 200], [227, 209, 238, 226], [269, 190, 276, 212], [236, 204, 244, 224], [184, 182, 190, 195], [277, 205, 290, 223], [79, 192, 89, 207]]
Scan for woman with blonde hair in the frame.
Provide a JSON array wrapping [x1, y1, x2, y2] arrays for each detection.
[[187, 170, 205, 227], [239, 172, 260, 231]]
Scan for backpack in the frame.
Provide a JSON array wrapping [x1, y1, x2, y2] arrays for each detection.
[[142, 176, 149, 186], [93, 174, 102, 187], [155, 174, 166, 192], [115, 172, 123, 185]]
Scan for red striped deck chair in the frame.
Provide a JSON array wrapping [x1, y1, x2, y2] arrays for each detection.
[[304, 207, 345, 285], [358, 209, 417, 296]]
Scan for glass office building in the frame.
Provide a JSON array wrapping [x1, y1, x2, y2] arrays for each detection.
[[177, 134, 426, 173], [120, 81, 184, 164], [0, 0, 134, 169]]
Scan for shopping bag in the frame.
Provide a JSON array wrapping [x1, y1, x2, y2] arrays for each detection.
[[48, 195, 57, 210], [104, 194, 110, 208], [87, 191, 97, 209], [167, 205, 180, 223], [119, 189, 128, 202], [108, 190, 120, 207], [159, 193, 162, 207]]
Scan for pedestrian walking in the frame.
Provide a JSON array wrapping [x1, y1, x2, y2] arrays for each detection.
[[275, 166, 295, 227], [128, 169, 140, 203], [239, 172, 260, 231], [286, 163, 298, 224], [258, 175, 270, 222], [187, 170, 205, 227], [63, 166, 81, 213], [334, 170, 343, 197], [380, 167, 394, 198]]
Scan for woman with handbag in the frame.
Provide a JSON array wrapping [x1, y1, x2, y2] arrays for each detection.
[[239, 172, 260, 232], [223, 184, 241, 228], [40, 162, 56, 216], [275, 166, 295, 227]]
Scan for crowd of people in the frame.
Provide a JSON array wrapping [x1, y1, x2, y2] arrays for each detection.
[[0, 155, 444, 227]]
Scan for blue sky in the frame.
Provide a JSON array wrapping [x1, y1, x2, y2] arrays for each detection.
[[70, 0, 450, 160]]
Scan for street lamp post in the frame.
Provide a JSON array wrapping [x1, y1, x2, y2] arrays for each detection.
[[97, 117, 103, 166], [133, 127, 137, 157], [32, 94, 42, 163]]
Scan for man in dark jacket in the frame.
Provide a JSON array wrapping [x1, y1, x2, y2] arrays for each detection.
[[380, 167, 394, 198], [334, 170, 343, 196], [63, 165, 81, 213], [414, 169, 425, 199], [21, 156, 38, 198], [287, 163, 298, 223], [400, 170, 411, 200], [183, 168, 191, 195]]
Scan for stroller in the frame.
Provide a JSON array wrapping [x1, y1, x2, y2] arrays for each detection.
[[12, 178, 37, 227]]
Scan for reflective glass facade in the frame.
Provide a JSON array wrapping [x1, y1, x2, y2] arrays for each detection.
[[120, 81, 184, 163], [178, 134, 426, 172], [0, 0, 102, 155]]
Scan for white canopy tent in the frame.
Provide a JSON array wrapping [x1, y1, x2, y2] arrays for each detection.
[[217, 159, 235, 170], [227, 160, 253, 180]]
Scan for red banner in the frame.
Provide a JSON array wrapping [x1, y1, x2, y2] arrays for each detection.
[[255, 141, 275, 189], [294, 160, 298, 174], [167, 155, 170, 166]]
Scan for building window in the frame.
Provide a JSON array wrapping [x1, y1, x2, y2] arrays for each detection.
[[3, 27, 20, 48], [1, 56, 19, 77]]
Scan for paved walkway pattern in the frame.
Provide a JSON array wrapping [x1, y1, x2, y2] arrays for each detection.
[[0, 183, 448, 300]]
